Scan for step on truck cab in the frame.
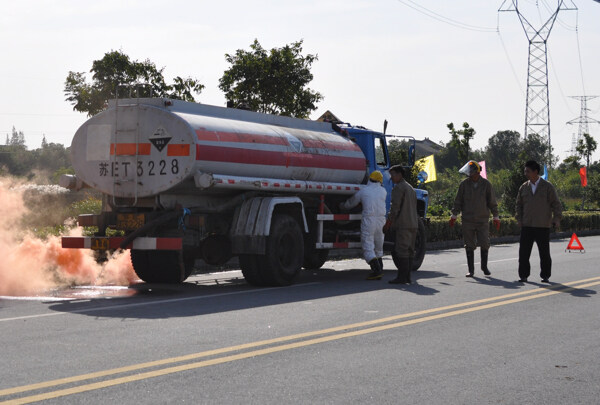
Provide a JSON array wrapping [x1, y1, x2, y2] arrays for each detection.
[[61, 97, 428, 285]]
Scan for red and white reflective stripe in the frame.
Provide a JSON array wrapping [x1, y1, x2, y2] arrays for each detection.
[[61, 237, 182, 250], [316, 214, 362, 221], [209, 174, 363, 196], [316, 242, 362, 249]]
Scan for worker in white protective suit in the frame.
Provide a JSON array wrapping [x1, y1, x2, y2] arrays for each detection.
[[340, 170, 388, 280]]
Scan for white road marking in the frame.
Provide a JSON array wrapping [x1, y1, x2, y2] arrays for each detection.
[[0, 282, 322, 323]]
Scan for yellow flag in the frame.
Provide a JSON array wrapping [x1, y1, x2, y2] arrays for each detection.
[[415, 155, 437, 183]]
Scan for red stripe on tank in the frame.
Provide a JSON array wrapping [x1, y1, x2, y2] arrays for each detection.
[[301, 139, 362, 152], [196, 129, 289, 145], [196, 145, 365, 171]]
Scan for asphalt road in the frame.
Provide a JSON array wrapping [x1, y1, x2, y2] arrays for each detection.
[[1, 235, 599, 404]]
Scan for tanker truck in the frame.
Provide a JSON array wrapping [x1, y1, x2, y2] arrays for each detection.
[[61, 97, 428, 286]]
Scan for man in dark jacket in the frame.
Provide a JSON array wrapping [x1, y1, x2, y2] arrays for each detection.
[[515, 160, 562, 283]]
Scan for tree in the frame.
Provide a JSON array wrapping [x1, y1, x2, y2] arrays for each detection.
[[64, 50, 204, 116], [576, 133, 597, 169], [558, 155, 581, 171], [575, 133, 597, 209], [219, 39, 323, 118], [9, 126, 26, 147], [521, 133, 552, 165], [485, 130, 521, 170], [447, 122, 475, 162]]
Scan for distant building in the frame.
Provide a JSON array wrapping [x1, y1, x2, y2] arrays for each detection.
[[414, 137, 444, 158], [316, 110, 343, 124]]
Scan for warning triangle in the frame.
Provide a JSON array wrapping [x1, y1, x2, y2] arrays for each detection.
[[566, 233, 584, 251]]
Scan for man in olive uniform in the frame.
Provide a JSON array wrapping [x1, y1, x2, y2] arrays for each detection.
[[450, 160, 500, 277], [387, 165, 418, 284]]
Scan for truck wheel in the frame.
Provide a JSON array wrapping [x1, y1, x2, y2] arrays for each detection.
[[391, 218, 427, 272], [131, 250, 193, 283], [412, 217, 427, 270], [239, 254, 266, 286], [302, 249, 329, 270], [260, 214, 304, 286]]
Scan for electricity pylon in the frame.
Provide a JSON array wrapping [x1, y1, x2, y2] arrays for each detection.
[[567, 95, 600, 154], [499, 1, 577, 166]]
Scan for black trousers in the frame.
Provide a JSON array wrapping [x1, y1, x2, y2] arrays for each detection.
[[518, 226, 552, 280]]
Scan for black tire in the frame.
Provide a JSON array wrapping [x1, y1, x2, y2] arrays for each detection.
[[303, 249, 329, 270], [259, 214, 304, 286], [412, 217, 427, 270], [239, 254, 266, 286], [131, 250, 193, 283], [391, 217, 427, 271]]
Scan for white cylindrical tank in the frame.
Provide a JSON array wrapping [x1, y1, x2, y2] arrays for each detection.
[[70, 99, 367, 198]]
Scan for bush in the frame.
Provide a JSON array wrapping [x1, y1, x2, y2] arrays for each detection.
[[425, 211, 600, 243]]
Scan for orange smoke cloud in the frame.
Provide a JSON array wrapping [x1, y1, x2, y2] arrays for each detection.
[[0, 178, 137, 296]]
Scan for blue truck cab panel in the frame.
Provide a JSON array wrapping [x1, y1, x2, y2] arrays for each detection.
[[341, 126, 429, 219]]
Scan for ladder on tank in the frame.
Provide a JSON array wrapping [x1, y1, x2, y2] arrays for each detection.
[[111, 84, 151, 207]]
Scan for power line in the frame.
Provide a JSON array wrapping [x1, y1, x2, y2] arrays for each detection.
[[395, 0, 497, 32], [497, 28, 525, 95]]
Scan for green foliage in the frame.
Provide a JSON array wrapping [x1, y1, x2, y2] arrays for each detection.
[[485, 130, 521, 170], [65, 50, 204, 116], [68, 195, 102, 218], [0, 129, 72, 181], [219, 39, 323, 118], [387, 139, 411, 166], [447, 122, 475, 162], [426, 212, 600, 243], [576, 133, 597, 167]]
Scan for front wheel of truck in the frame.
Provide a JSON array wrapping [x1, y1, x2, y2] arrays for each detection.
[[391, 217, 427, 271]]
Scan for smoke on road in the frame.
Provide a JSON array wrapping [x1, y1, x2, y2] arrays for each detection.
[[0, 178, 137, 296]]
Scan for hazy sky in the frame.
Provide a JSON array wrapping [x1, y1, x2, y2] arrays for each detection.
[[1, 0, 599, 163]]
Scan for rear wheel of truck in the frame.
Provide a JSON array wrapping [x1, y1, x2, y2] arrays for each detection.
[[391, 217, 427, 271], [239, 254, 266, 286], [131, 250, 194, 283], [302, 249, 329, 270], [259, 214, 304, 286]]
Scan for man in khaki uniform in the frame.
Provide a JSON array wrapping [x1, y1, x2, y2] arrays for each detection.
[[516, 160, 562, 283], [450, 160, 499, 277], [387, 165, 418, 284]]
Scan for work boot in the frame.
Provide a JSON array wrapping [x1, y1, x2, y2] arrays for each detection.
[[378, 257, 383, 271], [366, 258, 383, 280], [389, 257, 410, 284], [466, 250, 475, 277], [481, 249, 491, 276]]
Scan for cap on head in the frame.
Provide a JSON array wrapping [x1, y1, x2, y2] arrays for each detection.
[[369, 170, 383, 183]]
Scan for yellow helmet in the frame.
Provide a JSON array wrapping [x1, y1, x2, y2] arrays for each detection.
[[369, 170, 383, 183]]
